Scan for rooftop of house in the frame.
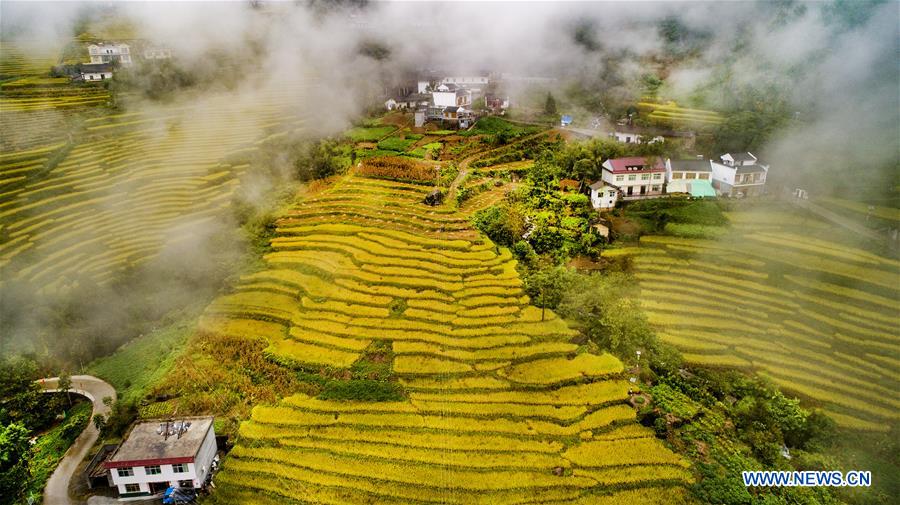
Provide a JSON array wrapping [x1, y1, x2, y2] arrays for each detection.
[[724, 152, 757, 162], [605, 156, 665, 173], [589, 180, 618, 191], [105, 417, 214, 468], [81, 63, 114, 72], [444, 106, 460, 113], [735, 164, 768, 175], [669, 159, 712, 172]]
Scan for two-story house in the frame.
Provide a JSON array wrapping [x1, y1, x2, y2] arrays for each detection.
[[88, 43, 132, 66], [710, 152, 769, 197], [105, 417, 216, 498], [600, 157, 666, 199]]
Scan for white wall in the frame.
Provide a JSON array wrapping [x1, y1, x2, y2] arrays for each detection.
[[432, 91, 457, 108], [710, 162, 736, 186], [590, 187, 618, 209]]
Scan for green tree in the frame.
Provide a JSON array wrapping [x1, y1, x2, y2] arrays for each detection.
[[0, 422, 31, 503], [557, 272, 655, 358], [544, 92, 557, 116], [57, 371, 72, 407], [472, 203, 526, 247], [0, 357, 42, 427], [524, 266, 575, 310]]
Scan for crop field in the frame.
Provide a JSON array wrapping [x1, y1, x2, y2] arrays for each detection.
[[622, 209, 900, 431], [0, 70, 313, 293], [206, 173, 691, 504], [637, 100, 724, 126]]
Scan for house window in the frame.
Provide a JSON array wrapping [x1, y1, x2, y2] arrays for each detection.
[[652, 185, 661, 192], [628, 175, 636, 182], [145, 465, 161, 475], [124, 484, 141, 493], [699, 173, 709, 180], [172, 464, 188, 473], [615, 175, 624, 182], [686, 173, 696, 179], [641, 174, 650, 180], [672, 173, 682, 179], [653, 173, 662, 180], [608, 190, 616, 197], [117, 468, 134, 477]]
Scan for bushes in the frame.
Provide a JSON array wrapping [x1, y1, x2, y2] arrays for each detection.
[[358, 156, 438, 183], [472, 203, 526, 246], [318, 380, 405, 402]]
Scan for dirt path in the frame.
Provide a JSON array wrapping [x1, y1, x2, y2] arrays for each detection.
[[797, 199, 883, 241], [38, 375, 116, 505]]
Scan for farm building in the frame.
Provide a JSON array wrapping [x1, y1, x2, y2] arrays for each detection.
[[710, 152, 769, 197], [88, 43, 133, 66], [589, 180, 620, 209], [666, 158, 713, 182], [104, 417, 217, 498], [433, 84, 472, 108], [600, 157, 666, 199], [80, 63, 114, 81]]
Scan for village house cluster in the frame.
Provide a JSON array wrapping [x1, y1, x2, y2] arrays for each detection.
[[74, 41, 171, 82], [385, 72, 509, 129], [589, 152, 769, 209]]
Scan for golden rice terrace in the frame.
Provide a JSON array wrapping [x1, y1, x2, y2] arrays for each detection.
[[202, 173, 692, 504]]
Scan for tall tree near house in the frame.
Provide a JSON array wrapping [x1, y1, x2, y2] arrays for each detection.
[[57, 371, 72, 408], [544, 92, 557, 116]]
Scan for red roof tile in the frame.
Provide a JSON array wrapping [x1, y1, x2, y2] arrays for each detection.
[[606, 157, 665, 173]]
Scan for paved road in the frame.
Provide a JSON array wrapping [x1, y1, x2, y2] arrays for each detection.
[[38, 375, 116, 505], [797, 199, 883, 241]]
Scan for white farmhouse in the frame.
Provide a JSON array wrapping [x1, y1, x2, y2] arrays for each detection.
[[589, 181, 620, 209], [105, 417, 217, 498], [80, 63, 114, 81], [666, 158, 716, 197], [710, 152, 769, 197], [600, 157, 666, 199], [88, 43, 132, 66], [433, 84, 472, 108]]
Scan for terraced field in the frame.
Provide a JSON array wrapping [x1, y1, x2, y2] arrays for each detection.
[[623, 209, 900, 431], [0, 87, 309, 292], [205, 174, 691, 504]]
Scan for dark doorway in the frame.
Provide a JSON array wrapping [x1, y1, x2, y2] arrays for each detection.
[[150, 481, 170, 493]]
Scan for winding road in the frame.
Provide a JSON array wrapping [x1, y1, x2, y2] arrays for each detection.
[[38, 375, 116, 505]]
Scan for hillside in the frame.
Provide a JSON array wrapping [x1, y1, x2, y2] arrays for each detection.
[[619, 208, 900, 432], [168, 172, 694, 504]]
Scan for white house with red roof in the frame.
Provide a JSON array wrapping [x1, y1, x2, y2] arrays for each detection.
[[104, 417, 216, 498], [599, 156, 666, 199]]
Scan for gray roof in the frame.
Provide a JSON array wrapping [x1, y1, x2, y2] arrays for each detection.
[[444, 106, 460, 113], [735, 164, 767, 175], [590, 180, 617, 190], [81, 63, 113, 73], [669, 159, 712, 172], [727, 152, 756, 162], [108, 417, 213, 465]]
